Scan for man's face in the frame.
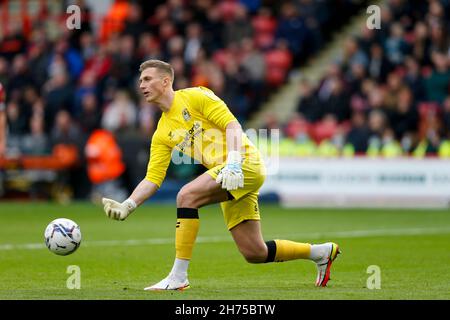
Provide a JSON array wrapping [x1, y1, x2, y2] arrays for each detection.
[[139, 67, 170, 103]]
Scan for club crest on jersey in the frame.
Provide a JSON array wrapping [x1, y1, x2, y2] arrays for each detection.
[[182, 108, 191, 121]]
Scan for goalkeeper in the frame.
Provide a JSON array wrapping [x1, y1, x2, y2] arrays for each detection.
[[102, 60, 340, 290]]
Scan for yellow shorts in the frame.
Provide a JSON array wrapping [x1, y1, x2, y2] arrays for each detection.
[[206, 158, 266, 230]]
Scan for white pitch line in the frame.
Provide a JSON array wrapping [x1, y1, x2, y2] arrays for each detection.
[[1, 227, 450, 251]]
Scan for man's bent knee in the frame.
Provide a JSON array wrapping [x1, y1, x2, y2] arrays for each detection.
[[176, 186, 198, 208], [241, 248, 267, 264]]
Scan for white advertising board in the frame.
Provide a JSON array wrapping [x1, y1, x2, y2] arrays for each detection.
[[260, 157, 450, 208]]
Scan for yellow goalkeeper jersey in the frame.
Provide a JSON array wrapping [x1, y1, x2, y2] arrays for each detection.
[[145, 86, 261, 187]]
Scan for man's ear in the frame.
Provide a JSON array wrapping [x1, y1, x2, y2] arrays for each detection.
[[163, 76, 171, 87]]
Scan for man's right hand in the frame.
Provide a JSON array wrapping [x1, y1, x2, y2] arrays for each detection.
[[102, 198, 137, 221]]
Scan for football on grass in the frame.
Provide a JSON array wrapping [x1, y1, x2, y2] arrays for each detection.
[[44, 218, 81, 256]]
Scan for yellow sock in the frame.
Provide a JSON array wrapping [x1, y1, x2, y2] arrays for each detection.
[[175, 208, 199, 260], [266, 239, 311, 262]]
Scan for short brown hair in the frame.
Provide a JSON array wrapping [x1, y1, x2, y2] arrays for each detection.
[[139, 59, 174, 81]]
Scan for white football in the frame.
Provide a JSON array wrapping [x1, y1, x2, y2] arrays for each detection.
[[44, 218, 81, 256]]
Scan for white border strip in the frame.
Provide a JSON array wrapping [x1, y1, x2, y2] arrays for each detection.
[[1, 227, 450, 251]]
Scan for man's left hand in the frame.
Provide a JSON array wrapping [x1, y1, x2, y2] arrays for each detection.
[[216, 151, 244, 191]]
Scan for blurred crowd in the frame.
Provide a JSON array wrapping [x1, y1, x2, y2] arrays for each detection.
[[0, 0, 449, 200], [277, 0, 450, 157], [0, 0, 367, 199], [0, 0, 364, 161]]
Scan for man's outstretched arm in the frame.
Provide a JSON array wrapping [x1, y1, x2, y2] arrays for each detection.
[[129, 179, 159, 206], [103, 179, 159, 221]]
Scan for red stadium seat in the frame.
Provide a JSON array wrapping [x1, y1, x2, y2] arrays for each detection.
[[264, 49, 293, 86], [212, 49, 229, 69], [266, 68, 286, 87], [265, 49, 292, 70], [252, 15, 277, 34], [217, 0, 240, 22], [254, 33, 275, 50], [418, 102, 441, 140], [309, 118, 338, 143], [421, 66, 433, 77], [418, 102, 440, 118], [284, 115, 311, 139]]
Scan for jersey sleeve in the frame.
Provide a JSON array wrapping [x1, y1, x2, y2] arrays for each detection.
[[145, 134, 172, 188], [195, 87, 237, 130]]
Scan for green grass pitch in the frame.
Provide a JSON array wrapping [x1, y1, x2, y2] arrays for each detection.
[[0, 202, 449, 300]]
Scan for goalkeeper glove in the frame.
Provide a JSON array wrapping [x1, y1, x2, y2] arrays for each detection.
[[216, 151, 244, 191], [102, 198, 137, 221]]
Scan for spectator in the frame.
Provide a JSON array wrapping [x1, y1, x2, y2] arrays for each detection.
[[368, 109, 388, 143], [82, 45, 113, 83], [357, 26, 377, 57], [122, 2, 147, 42], [43, 71, 74, 132], [223, 3, 253, 47], [381, 127, 403, 157], [167, 0, 189, 30], [110, 34, 140, 88], [264, 39, 293, 87], [74, 70, 97, 118], [0, 58, 8, 90], [79, 93, 101, 134], [138, 97, 158, 137], [442, 96, 450, 135], [275, 2, 308, 63], [159, 20, 178, 59], [384, 71, 404, 112], [8, 54, 34, 94], [384, 22, 409, 66], [367, 85, 388, 111], [296, 79, 321, 122], [340, 37, 368, 72], [85, 129, 127, 202], [101, 90, 137, 132], [222, 60, 249, 121], [240, 0, 261, 14], [79, 32, 97, 62], [404, 56, 426, 101], [27, 26, 51, 89], [0, 83, 5, 156], [51, 110, 80, 145], [321, 77, 351, 122], [137, 33, 161, 62], [50, 37, 84, 81], [203, 5, 225, 52], [345, 111, 371, 153], [184, 23, 204, 71], [411, 21, 432, 67], [21, 115, 50, 155], [0, 0, 447, 200], [367, 42, 392, 83], [240, 38, 266, 108], [167, 35, 185, 60], [51, 110, 81, 146], [424, 50, 450, 104], [346, 62, 367, 96], [429, 21, 449, 54], [0, 22, 27, 61], [6, 101, 27, 137], [390, 86, 419, 145], [317, 63, 343, 102]]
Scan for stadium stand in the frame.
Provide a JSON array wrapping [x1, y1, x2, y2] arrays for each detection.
[[0, 0, 448, 201], [281, 0, 450, 157]]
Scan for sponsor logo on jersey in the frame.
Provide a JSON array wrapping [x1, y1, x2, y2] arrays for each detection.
[[182, 108, 191, 121]]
